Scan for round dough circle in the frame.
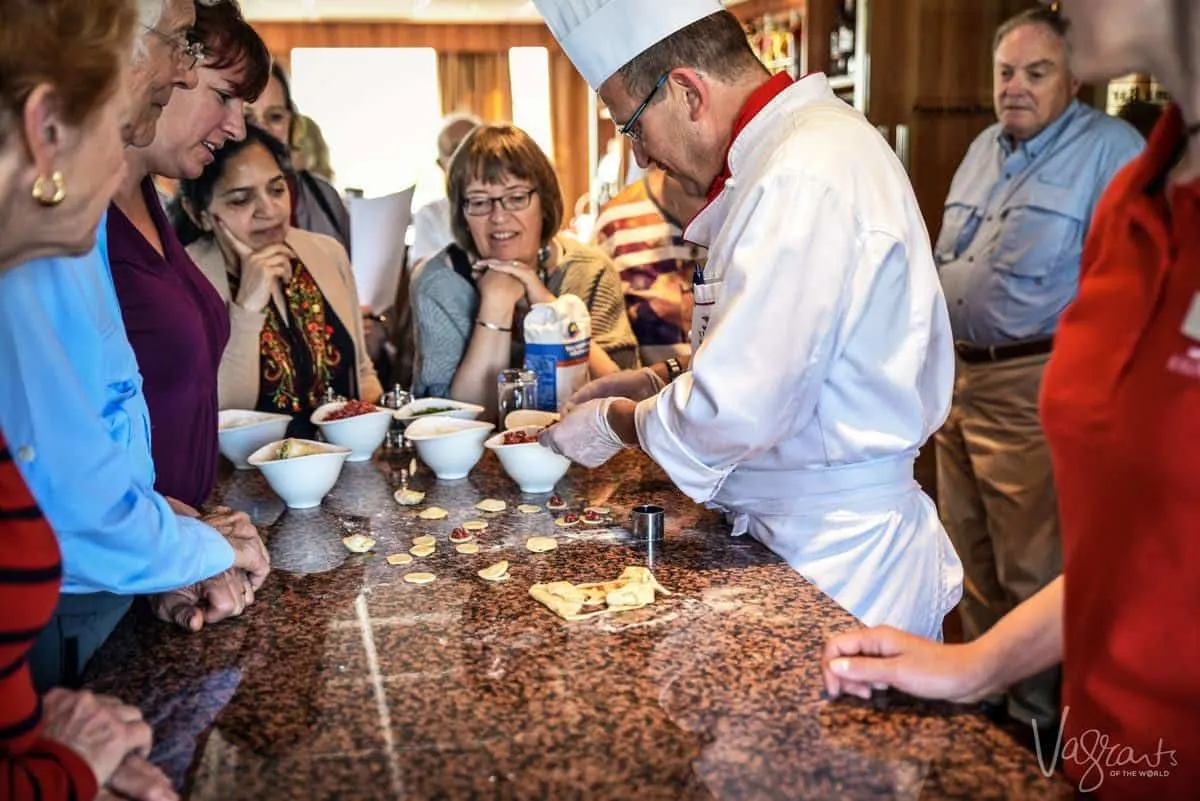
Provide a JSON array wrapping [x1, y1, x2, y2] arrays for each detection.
[[526, 536, 558, 553], [475, 498, 507, 513], [554, 516, 579, 528], [478, 560, 510, 581], [342, 534, 376, 553], [386, 553, 414, 566], [462, 520, 489, 532], [411, 535, 436, 548], [410, 544, 436, 557], [455, 542, 480, 554], [394, 488, 426, 506], [517, 504, 541, 514], [418, 506, 448, 520], [404, 572, 436, 585]]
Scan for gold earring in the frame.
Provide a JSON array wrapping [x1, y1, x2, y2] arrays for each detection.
[[32, 171, 66, 206]]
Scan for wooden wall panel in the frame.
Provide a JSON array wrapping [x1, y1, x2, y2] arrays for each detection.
[[867, 0, 1032, 236], [253, 20, 558, 61]]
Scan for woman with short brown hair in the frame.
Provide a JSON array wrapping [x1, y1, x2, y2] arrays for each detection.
[[411, 124, 638, 415]]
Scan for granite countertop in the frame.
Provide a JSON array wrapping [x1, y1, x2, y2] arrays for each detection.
[[84, 447, 1072, 800]]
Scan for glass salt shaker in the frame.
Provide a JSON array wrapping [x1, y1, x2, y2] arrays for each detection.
[[381, 383, 412, 449]]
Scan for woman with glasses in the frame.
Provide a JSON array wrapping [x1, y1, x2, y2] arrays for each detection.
[[410, 124, 638, 413], [179, 125, 381, 437], [823, 0, 1200, 795], [109, 0, 269, 517]]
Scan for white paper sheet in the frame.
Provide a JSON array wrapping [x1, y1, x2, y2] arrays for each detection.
[[348, 187, 415, 313]]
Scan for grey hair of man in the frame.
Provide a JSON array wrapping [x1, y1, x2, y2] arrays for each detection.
[[615, 11, 763, 104], [994, 6, 1073, 57], [437, 113, 483, 164]]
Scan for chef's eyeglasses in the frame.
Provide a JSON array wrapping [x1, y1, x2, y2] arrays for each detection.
[[142, 24, 206, 70], [463, 188, 538, 217], [618, 71, 670, 142]]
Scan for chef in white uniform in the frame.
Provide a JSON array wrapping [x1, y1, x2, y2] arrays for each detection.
[[534, 0, 962, 640]]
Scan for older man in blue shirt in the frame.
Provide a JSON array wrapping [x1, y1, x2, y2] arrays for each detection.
[[0, 222, 270, 690], [933, 7, 1143, 734]]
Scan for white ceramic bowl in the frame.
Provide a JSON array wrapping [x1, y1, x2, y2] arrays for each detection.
[[311, 401, 392, 462], [217, 410, 293, 469], [503, 410, 560, 430], [485, 426, 570, 494], [395, 397, 485, 423], [405, 417, 495, 480], [247, 438, 351, 509]]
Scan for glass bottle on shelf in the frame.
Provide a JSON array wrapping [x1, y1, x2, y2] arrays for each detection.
[[830, 0, 856, 78]]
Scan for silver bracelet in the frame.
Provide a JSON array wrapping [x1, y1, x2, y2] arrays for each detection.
[[476, 319, 512, 333]]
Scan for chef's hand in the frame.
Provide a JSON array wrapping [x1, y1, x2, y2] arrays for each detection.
[[538, 397, 629, 468], [478, 259, 555, 306], [563, 367, 666, 413], [821, 626, 990, 703], [200, 508, 270, 590]]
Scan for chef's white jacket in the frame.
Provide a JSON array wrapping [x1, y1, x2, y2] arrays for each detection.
[[634, 74, 963, 639]]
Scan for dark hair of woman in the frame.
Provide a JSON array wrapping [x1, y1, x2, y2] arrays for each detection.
[[174, 124, 292, 245], [193, 0, 272, 103]]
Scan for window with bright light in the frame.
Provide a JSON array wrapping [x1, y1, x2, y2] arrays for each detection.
[[509, 47, 554, 162], [290, 48, 443, 199]]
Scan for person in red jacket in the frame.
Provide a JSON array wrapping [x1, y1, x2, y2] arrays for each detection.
[[0, 1, 176, 799], [823, 2, 1200, 797]]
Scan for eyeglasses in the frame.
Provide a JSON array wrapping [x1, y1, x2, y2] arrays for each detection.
[[618, 72, 670, 142], [463, 189, 537, 217], [142, 25, 206, 70]]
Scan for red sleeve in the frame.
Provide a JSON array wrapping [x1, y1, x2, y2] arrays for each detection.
[[0, 435, 99, 800]]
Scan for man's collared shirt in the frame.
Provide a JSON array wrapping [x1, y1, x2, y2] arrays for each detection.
[[0, 220, 234, 595], [936, 100, 1144, 346]]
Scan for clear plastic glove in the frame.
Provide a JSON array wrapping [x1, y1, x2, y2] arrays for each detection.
[[538, 397, 626, 468], [562, 367, 665, 413]]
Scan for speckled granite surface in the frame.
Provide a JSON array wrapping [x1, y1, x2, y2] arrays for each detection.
[[84, 447, 1072, 800]]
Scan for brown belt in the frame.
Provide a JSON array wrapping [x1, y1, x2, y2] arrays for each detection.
[[954, 337, 1053, 364]]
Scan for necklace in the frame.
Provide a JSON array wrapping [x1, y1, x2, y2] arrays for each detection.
[[537, 244, 551, 285]]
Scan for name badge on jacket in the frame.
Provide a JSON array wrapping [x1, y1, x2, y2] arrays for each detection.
[[692, 279, 720, 350]]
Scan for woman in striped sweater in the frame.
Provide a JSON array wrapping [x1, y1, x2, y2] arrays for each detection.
[[0, 1, 173, 799]]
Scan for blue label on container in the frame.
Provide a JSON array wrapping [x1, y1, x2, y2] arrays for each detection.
[[525, 339, 590, 412]]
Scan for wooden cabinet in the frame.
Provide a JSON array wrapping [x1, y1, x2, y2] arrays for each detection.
[[737, 0, 1033, 234]]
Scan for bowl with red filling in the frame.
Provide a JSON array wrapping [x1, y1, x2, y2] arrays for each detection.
[[311, 399, 392, 462], [485, 424, 571, 494]]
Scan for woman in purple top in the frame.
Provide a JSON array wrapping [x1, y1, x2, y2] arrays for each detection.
[[108, 0, 270, 509]]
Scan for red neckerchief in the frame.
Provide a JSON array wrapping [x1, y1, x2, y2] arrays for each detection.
[[706, 72, 795, 202]]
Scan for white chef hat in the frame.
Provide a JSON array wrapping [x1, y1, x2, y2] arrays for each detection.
[[532, 0, 725, 90]]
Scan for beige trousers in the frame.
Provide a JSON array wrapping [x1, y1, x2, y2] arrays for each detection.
[[935, 352, 1062, 726]]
